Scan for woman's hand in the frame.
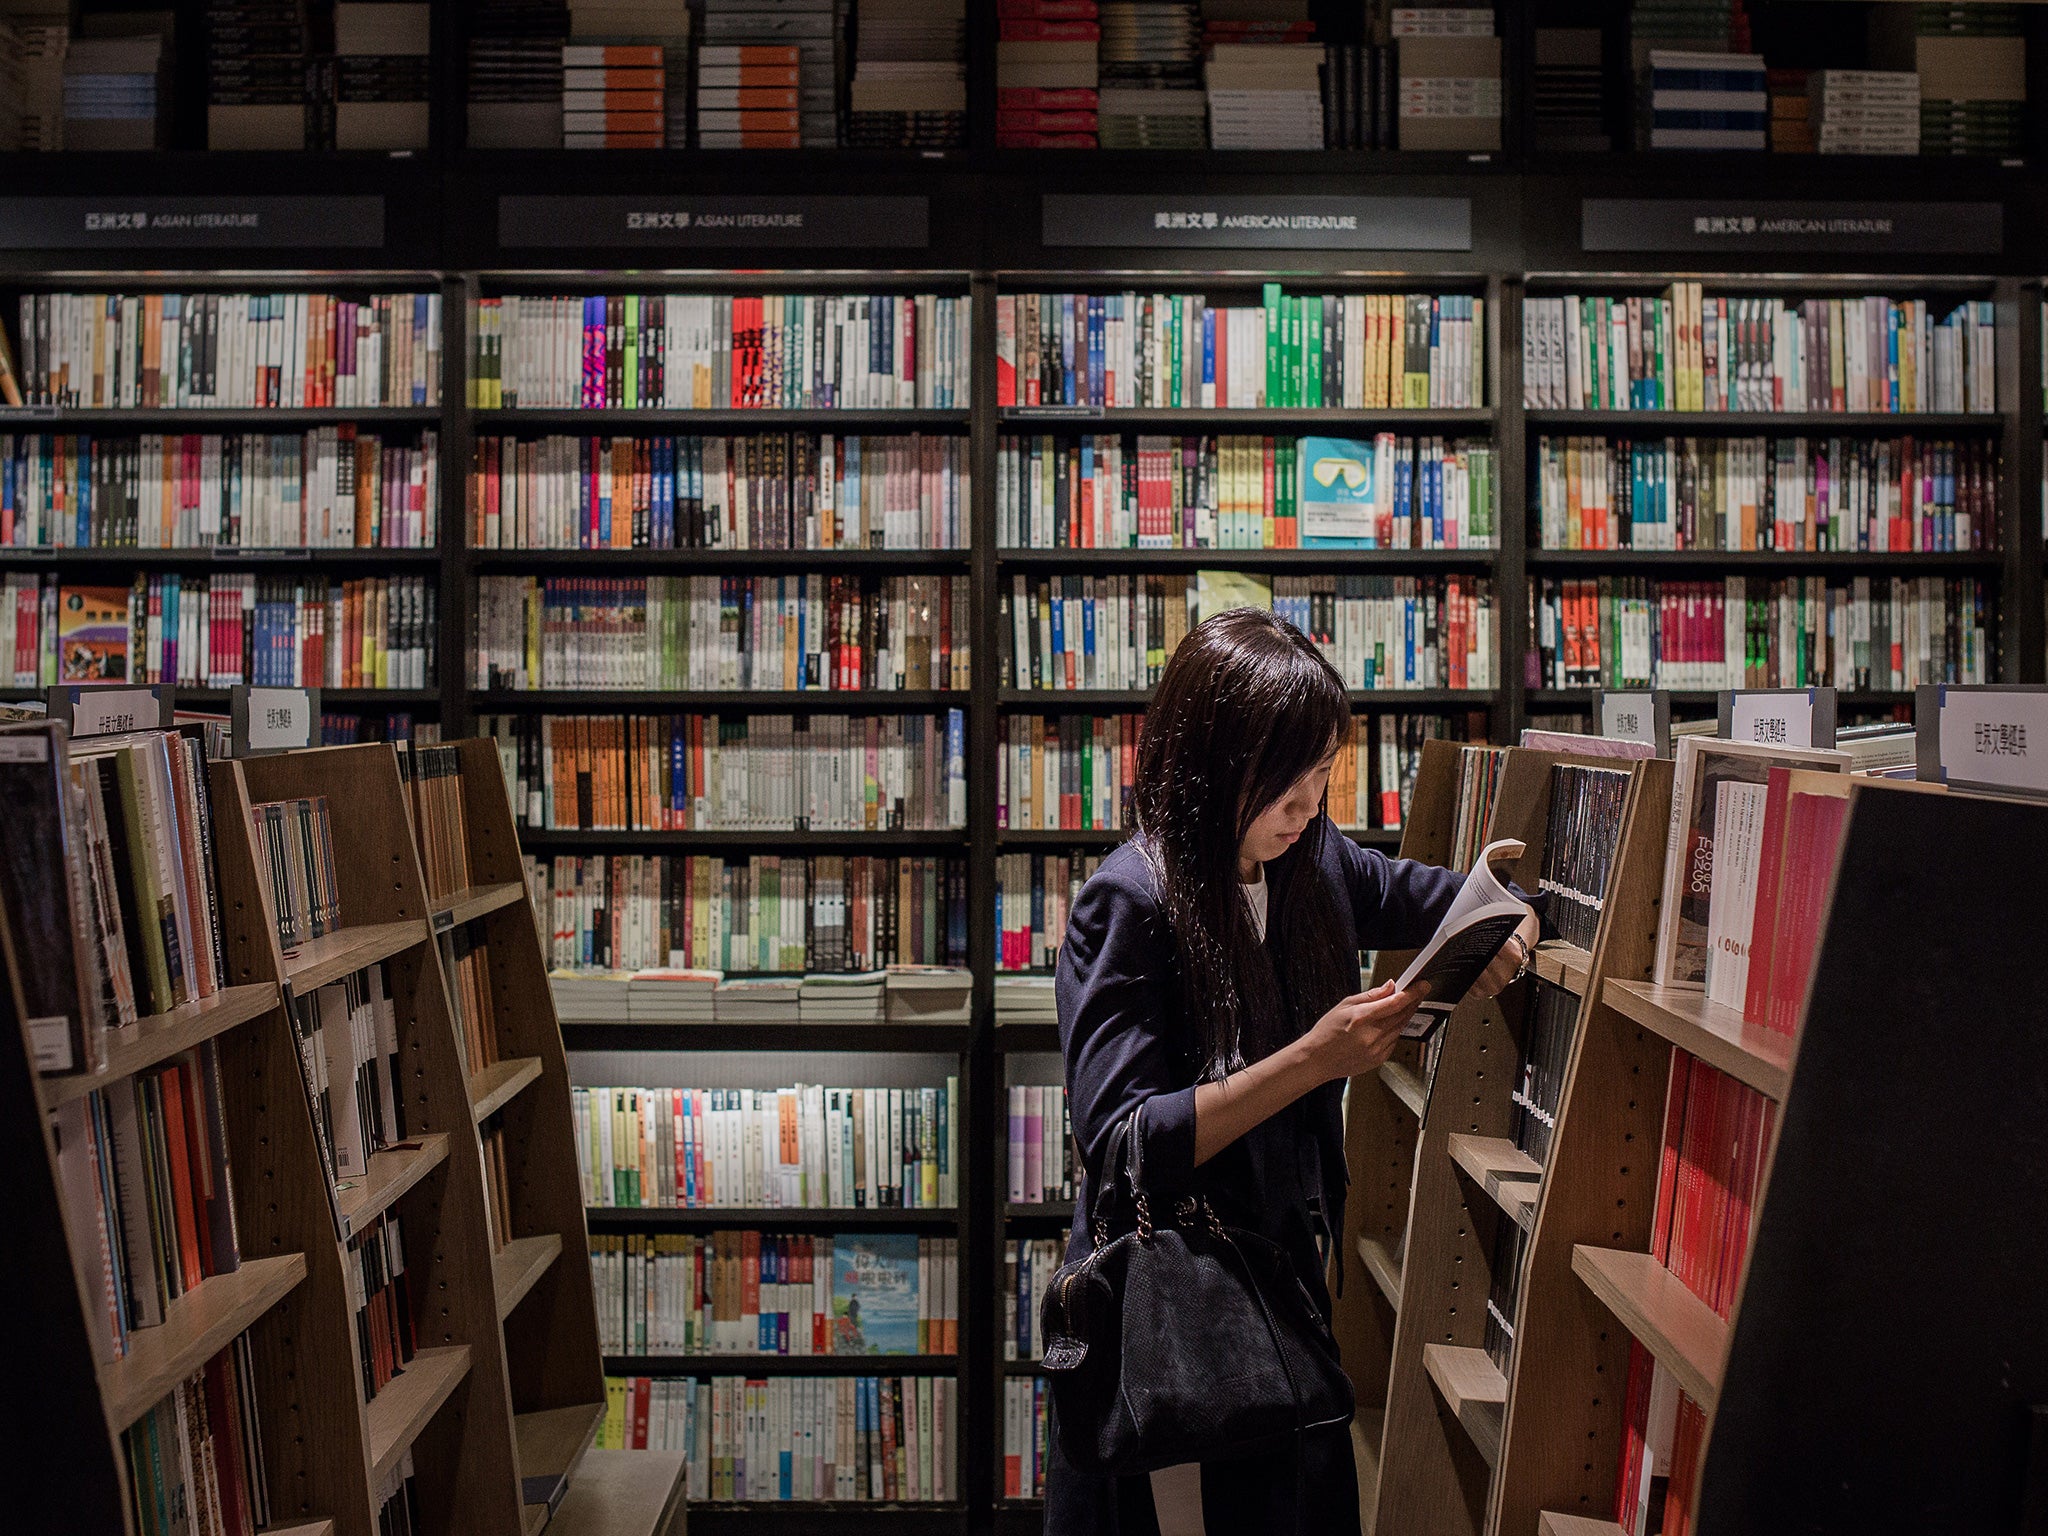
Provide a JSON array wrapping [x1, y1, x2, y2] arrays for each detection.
[[1474, 909, 1542, 1000], [1302, 980, 1426, 1082]]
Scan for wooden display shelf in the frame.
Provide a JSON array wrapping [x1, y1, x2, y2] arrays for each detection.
[[1539, 1516, 1628, 1536], [1533, 941, 1592, 995], [1380, 1061, 1427, 1118], [1602, 980, 1795, 1101], [1421, 1344, 1506, 1467], [98, 1253, 308, 1432], [1358, 1235, 1403, 1309], [1353, 1408, 1385, 1530], [495, 1233, 564, 1321], [560, 1021, 971, 1053], [471, 1055, 545, 1122], [1570, 1246, 1728, 1413], [335, 1134, 452, 1239], [259, 1522, 337, 1536], [1447, 1134, 1542, 1232], [516, 1400, 608, 1523], [366, 1345, 472, 1484], [42, 983, 280, 1107], [588, 1204, 962, 1230], [283, 921, 430, 995], [548, 1447, 687, 1536], [431, 881, 530, 930]]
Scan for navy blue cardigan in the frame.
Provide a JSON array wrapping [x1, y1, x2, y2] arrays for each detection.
[[1053, 816, 1465, 1293]]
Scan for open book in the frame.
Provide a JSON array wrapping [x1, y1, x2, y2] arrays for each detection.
[[1396, 838, 1531, 1037]]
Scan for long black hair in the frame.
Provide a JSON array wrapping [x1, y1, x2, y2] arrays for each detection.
[[1134, 607, 1358, 1081]]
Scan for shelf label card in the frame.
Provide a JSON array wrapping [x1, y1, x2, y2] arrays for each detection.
[[48, 684, 174, 738], [0, 196, 384, 249], [1582, 199, 2002, 255], [1722, 688, 1835, 750], [1042, 194, 1471, 250], [1599, 690, 1669, 754], [1920, 686, 2048, 798], [498, 195, 929, 249], [234, 685, 320, 756]]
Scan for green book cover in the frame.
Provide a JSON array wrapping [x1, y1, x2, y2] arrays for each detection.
[[1262, 283, 1281, 407], [1305, 297, 1322, 409], [1170, 298, 1183, 409], [1288, 296, 1303, 407], [623, 294, 640, 410]]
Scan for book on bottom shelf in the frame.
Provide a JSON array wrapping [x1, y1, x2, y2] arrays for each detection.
[[122, 1334, 274, 1536]]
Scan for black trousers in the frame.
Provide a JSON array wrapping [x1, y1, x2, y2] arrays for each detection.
[[1041, 1404, 1361, 1536]]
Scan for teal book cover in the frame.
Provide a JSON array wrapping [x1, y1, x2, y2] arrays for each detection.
[[831, 1234, 921, 1355], [1299, 437, 1379, 547]]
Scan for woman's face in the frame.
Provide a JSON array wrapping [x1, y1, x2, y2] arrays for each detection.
[[1239, 748, 1337, 870]]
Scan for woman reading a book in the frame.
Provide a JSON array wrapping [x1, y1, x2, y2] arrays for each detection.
[[1046, 607, 1539, 1535]]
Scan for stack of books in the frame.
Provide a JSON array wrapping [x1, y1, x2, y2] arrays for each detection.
[[568, 0, 690, 147], [995, 974, 1058, 1027], [997, 0, 1099, 148], [335, 2, 430, 149], [847, 0, 964, 149], [702, 0, 838, 148], [1204, 42, 1323, 149], [1767, 66, 1811, 152], [1531, 26, 1607, 152], [1, 13, 66, 149], [551, 969, 635, 1021], [562, 40, 663, 148], [715, 975, 802, 1023], [1915, 7, 2024, 158], [884, 966, 972, 1025], [1098, 0, 1204, 148], [628, 969, 720, 1022], [1645, 48, 1764, 150], [798, 972, 887, 1024], [695, 42, 800, 147], [466, 0, 566, 148], [1811, 69, 1918, 155], [60, 28, 164, 150], [206, 0, 309, 149], [1395, 7, 1501, 151]]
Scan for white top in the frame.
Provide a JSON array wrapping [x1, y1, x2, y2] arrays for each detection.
[[1242, 867, 1269, 942]]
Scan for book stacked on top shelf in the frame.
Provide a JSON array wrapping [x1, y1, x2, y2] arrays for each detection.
[[1914, 5, 2024, 159], [467, 0, 567, 147], [997, 0, 1100, 149], [569, 0, 691, 148], [1643, 49, 1764, 151], [713, 975, 801, 1023], [1395, 5, 1500, 152], [1810, 69, 1917, 157], [847, 0, 965, 150], [1201, 3, 1322, 151], [1097, 0, 1204, 148], [335, 1, 431, 148], [994, 973, 1057, 1027], [1532, 25, 1606, 151], [60, 25, 168, 151], [205, 0, 311, 149], [0, 13, 68, 150], [703, 0, 839, 148]]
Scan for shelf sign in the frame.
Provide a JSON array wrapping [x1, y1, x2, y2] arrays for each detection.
[[1042, 194, 1471, 251], [1582, 199, 2002, 256], [498, 195, 929, 249], [46, 683, 174, 738], [1719, 688, 1836, 750], [1916, 685, 2048, 799], [0, 196, 384, 249], [232, 685, 320, 757], [1599, 690, 1670, 755]]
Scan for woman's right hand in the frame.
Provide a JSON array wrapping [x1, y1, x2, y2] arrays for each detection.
[[1303, 980, 1426, 1081]]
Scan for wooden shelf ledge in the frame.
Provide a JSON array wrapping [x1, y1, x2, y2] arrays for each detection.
[[367, 1345, 471, 1484], [1603, 979, 1795, 1101], [1421, 1343, 1506, 1467], [517, 1401, 608, 1525], [1447, 1133, 1542, 1232], [258, 1522, 337, 1536], [1356, 1235, 1403, 1310], [548, 1447, 688, 1536], [1379, 1061, 1427, 1119], [284, 920, 430, 995], [431, 881, 529, 931], [44, 983, 281, 1107], [1533, 941, 1592, 996], [495, 1232, 564, 1320], [336, 1134, 451, 1240], [100, 1253, 307, 1432], [1539, 1516, 1628, 1536], [1571, 1246, 1728, 1413], [472, 1056, 545, 1122]]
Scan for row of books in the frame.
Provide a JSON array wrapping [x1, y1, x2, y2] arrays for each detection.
[[400, 744, 471, 903], [530, 853, 968, 975], [246, 794, 341, 951], [1538, 763, 1633, 953], [994, 848, 1102, 974], [592, 1231, 959, 1357], [1483, 1219, 1528, 1376], [9, 292, 443, 410], [1004, 1235, 1069, 1361], [1511, 978, 1580, 1168], [1002, 1376, 1052, 1501], [1521, 288, 1997, 415], [444, 924, 504, 1079], [480, 710, 968, 832], [120, 1338, 273, 1536], [322, 712, 432, 747], [547, 966, 972, 1027], [347, 1212, 417, 1405], [1447, 742, 1506, 874], [1534, 434, 1998, 553], [471, 574, 970, 693], [0, 428, 439, 551], [289, 963, 406, 1199], [998, 711, 1140, 833], [1005, 1083, 1075, 1207], [471, 293, 971, 411], [996, 433, 1498, 551], [995, 289, 1486, 410], [1529, 574, 1991, 692], [572, 1081, 961, 1211], [1333, 709, 1484, 834], [598, 1373, 959, 1504], [469, 432, 970, 552], [1002, 571, 1499, 692], [206, 0, 432, 151]]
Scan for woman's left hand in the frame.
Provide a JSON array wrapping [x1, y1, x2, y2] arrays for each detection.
[[1474, 909, 1542, 999]]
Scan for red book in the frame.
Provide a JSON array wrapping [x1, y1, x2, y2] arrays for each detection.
[[1000, 19, 1101, 38], [997, 87, 1099, 109], [154, 1065, 208, 1291], [1741, 767, 1794, 1025], [202, 1351, 251, 1536], [632, 1374, 651, 1448], [1649, 1050, 1689, 1265]]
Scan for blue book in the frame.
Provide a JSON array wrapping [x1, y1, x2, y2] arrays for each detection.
[[832, 1234, 920, 1354], [1202, 308, 1216, 403], [1428, 441, 1444, 547], [1061, 294, 1077, 406], [1081, 586, 1096, 678], [1298, 437, 1378, 548], [1048, 589, 1065, 671], [1393, 448, 1413, 545]]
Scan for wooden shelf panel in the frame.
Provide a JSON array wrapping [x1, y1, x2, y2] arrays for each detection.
[[516, 1400, 607, 1520], [284, 920, 429, 995], [1380, 1061, 1427, 1119], [366, 1344, 472, 1484], [43, 983, 280, 1107], [431, 881, 529, 930], [1534, 941, 1592, 996], [471, 1055, 545, 1123], [547, 1447, 687, 1536], [1357, 1235, 1403, 1309], [1447, 1133, 1542, 1231], [99, 1253, 307, 1432], [1571, 1246, 1728, 1413], [1539, 1516, 1628, 1536], [495, 1233, 564, 1321], [336, 1134, 451, 1240], [1603, 979, 1795, 1101], [560, 1022, 970, 1054], [1420, 1343, 1505, 1468]]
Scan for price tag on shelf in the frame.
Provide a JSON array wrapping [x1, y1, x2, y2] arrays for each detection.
[[1719, 689, 1836, 750], [232, 685, 320, 756], [1599, 690, 1670, 756], [1917, 686, 2048, 799], [46, 684, 174, 738]]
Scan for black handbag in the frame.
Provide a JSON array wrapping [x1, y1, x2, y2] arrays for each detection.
[[1037, 1103, 1354, 1477]]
